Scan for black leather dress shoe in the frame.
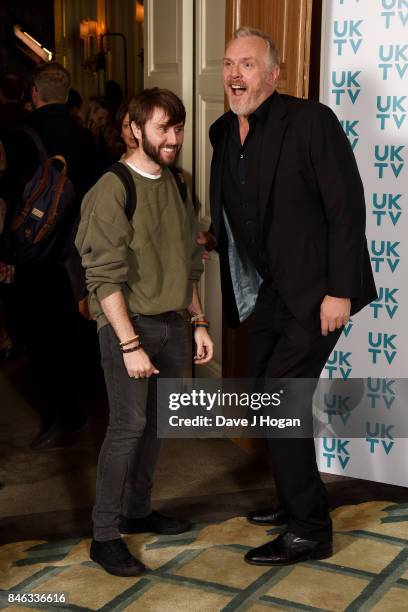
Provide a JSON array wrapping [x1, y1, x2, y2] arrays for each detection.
[[119, 510, 192, 535], [245, 531, 333, 566], [247, 507, 288, 526]]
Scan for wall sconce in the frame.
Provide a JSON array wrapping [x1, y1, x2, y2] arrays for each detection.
[[135, 1, 144, 65], [135, 1, 144, 23], [96, 21, 106, 39], [79, 20, 89, 39], [79, 19, 98, 60]]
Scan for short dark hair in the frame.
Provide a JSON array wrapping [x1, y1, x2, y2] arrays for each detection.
[[31, 62, 71, 103], [66, 88, 82, 111], [128, 88, 186, 139]]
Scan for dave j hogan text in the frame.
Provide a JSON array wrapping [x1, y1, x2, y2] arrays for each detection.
[[168, 415, 301, 429]]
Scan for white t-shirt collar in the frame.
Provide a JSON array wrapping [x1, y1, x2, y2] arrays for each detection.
[[124, 160, 162, 180]]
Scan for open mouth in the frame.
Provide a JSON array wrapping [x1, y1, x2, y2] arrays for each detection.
[[230, 84, 247, 97]]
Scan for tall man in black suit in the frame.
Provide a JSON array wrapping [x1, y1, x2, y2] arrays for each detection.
[[206, 27, 377, 566]]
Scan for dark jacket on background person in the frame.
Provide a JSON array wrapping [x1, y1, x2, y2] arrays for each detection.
[[1, 103, 97, 214], [0, 103, 99, 429], [0, 101, 27, 144]]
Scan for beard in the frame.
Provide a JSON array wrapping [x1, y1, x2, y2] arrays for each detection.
[[226, 77, 272, 116], [229, 98, 254, 116], [141, 129, 181, 167], [228, 90, 262, 117]]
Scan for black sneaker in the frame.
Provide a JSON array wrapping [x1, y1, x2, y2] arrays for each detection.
[[119, 510, 192, 535], [90, 538, 146, 576]]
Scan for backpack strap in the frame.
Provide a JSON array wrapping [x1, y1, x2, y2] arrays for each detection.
[[17, 125, 48, 163], [33, 157, 68, 243], [105, 163, 189, 220], [107, 161, 137, 220], [168, 166, 188, 205]]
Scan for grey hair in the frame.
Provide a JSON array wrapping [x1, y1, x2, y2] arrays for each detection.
[[232, 27, 281, 68]]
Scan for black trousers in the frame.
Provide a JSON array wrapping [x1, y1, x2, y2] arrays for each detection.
[[14, 264, 84, 426], [94, 313, 188, 541], [248, 282, 342, 542]]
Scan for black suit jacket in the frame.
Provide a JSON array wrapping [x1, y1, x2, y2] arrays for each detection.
[[209, 92, 377, 331]]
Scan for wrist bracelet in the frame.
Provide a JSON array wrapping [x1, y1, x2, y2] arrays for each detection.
[[121, 343, 142, 353], [190, 312, 205, 323], [120, 335, 140, 348], [193, 322, 209, 329]]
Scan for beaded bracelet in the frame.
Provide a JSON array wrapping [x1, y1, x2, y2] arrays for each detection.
[[193, 321, 209, 329], [121, 343, 142, 354]]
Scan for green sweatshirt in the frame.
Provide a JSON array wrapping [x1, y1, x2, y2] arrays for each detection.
[[75, 163, 203, 329]]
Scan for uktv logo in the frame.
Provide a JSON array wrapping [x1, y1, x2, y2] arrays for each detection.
[[323, 393, 352, 425], [324, 351, 352, 379], [365, 380, 396, 456], [374, 145, 404, 179], [340, 120, 359, 150], [366, 378, 396, 410], [381, 0, 408, 28], [372, 193, 402, 227], [322, 438, 351, 470], [376, 96, 406, 130], [333, 20, 363, 55], [368, 332, 398, 365], [366, 422, 395, 455], [369, 288, 399, 320], [378, 44, 408, 79], [331, 71, 361, 105], [370, 240, 400, 273]]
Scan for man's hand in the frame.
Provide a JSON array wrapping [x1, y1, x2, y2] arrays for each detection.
[[196, 231, 217, 254], [320, 295, 351, 336], [194, 327, 214, 365], [123, 347, 160, 379]]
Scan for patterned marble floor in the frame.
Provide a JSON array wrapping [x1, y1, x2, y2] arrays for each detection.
[[1, 501, 408, 611]]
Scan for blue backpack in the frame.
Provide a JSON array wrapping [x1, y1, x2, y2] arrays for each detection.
[[0, 126, 76, 266]]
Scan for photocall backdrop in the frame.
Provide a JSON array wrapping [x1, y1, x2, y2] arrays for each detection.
[[317, 0, 408, 486]]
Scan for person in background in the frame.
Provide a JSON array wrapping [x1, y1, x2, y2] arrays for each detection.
[[90, 99, 140, 171], [104, 80, 124, 118], [80, 96, 111, 138], [66, 88, 83, 120], [0, 62, 98, 450], [0, 195, 13, 360], [118, 106, 138, 158], [0, 74, 26, 141], [0, 74, 26, 361]]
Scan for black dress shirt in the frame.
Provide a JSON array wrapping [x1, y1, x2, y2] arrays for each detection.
[[222, 94, 274, 280]]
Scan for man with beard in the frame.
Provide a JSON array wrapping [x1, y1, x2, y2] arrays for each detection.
[[76, 88, 213, 576], [204, 28, 376, 565]]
